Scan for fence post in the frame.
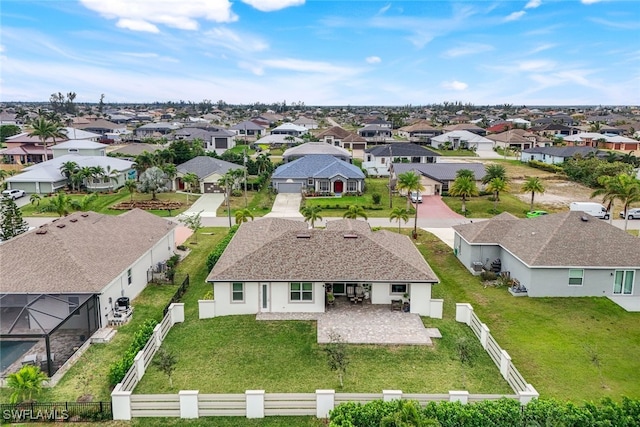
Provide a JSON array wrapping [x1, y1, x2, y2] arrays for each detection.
[[429, 299, 444, 319], [316, 390, 335, 419], [383, 390, 402, 402], [518, 384, 539, 405], [449, 391, 469, 404], [499, 349, 511, 379], [170, 302, 185, 324], [111, 384, 132, 420], [455, 303, 473, 325], [133, 352, 145, 381], [153, 324, 162, 348], [480, 323, 490, 349], [179, 390, 199, 418], [245, 390, 265, 418]]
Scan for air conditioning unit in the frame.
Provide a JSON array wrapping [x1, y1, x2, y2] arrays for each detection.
[[472, 262, 484, 272]]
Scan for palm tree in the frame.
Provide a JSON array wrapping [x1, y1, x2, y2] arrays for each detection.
[[181, 173, 199, 203], [79, 166, 94, 191], [89, 166, 106, 191], [124, 179, 137, 202], [456, 169, 475, 180], [71, 193, 98, 211], [0, 169, 8, 182], [7, 365, 48, 404], [29, 194, 41, 207], [301, 205, 323, 228], [389, 207, 410, 233], [59, 161, 79, 191], [40, 192, 73, 217], [449, 175, 479, 214], [161, 163, 177, 190], [486, 177, 510, 212], [521, 176, 546, 212], [482, 164, 508, 185], [234, 208, 254, 224], [395, 171, 425, 238], [28, 117, 65, 162], [105, 165, 120, 192], [255, 152, 272, 175], [343, 205, 367, 220], [592, 174, 640, 230]]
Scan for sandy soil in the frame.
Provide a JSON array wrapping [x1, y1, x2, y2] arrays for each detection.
[[512, 178, 597, 209]]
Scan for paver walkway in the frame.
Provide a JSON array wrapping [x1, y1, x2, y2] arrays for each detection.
[[256, 298, 439, 345]]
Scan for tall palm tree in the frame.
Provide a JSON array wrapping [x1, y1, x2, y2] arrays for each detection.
[[592, 174, 640, 230], [124, 179, 137, 203], [79, 166, 94, 191], [105, 165, 120, 192], [389, 207, 410, 233], [161, 163, 177, 190], [89, 166, 106, 190], [482, 164, 508, 185], [301, 205, 323, 228], [234, 208, 254, 224], [181, 173, 199, 203], [28, 117, 65, 162], [521, 176, 546, 212], [343, 205, 368, 220], [486, 177, 509, 212], [59, 161, 79, 191], [396, 171, 425, 238], [449, 175, 479, 214]]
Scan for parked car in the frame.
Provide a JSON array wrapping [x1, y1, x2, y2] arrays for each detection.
[[526, 210, 548, 218], [1, 189, 25, 200], [410, 191, 423, 204], [619, 208, 640, 220]]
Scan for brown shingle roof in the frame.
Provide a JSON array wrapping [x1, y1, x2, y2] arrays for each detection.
[[0, 210, 176, 294], [453, 212, 640, 267], [316, 126, 352, 139], [207, 218, 439, 283]]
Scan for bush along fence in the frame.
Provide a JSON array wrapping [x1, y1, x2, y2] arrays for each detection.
[[455, 303, 538, 398], [0, 401, 112, 423], [163, 274, 190, 317]]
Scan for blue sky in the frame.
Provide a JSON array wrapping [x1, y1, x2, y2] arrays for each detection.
[[1, 0, 639, 106]]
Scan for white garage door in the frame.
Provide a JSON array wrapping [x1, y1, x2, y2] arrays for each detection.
[[277, 182, 303, 193]]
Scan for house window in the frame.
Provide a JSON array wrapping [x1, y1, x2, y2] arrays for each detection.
[[290, 282, 313, 302], [68, 148, 79, 153], [347, 180, 358, 192], [308, 178, 314, 186], [319, 181, 330, 192], [614, 271, 634, 295], [391, 284, 408, 294], [568, 269, 583, 286], [232, 282, 244, 302], [127, 269, 132, 286], [68, 296, 80, 315]]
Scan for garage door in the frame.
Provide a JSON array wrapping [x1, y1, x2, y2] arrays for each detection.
[[277, 183, 303, 193], [203, 183, 222, 193]]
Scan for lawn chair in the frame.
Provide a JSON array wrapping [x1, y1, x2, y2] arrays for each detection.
[[355, 286, 365, 304], [347, 285, 356, 303]]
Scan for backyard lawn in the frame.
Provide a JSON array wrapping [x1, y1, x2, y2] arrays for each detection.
[[441, 193, 563, 218]]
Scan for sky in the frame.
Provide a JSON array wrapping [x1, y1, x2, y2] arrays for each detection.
[[1, 0, 639, 106]]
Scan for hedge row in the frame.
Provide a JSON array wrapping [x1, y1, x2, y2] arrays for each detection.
[[527, 160, 564, 173], [108, 319, 158, 386], [206, 225, 239, 271], [329, 398, 640, 427]]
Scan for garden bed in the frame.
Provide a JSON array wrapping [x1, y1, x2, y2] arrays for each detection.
[[111, 200, 183, 211]]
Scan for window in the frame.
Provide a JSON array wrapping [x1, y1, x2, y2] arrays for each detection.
[[391, 284, 408, 294], [68, 296, 80, 315], [319, 181, 330, 192], [290, 282, 313, 301], [347, 180, 358, 192], [127, 269, 132, 285], [614, 271, 634, 295], [232, 282, 244, 302], [308, 178, 314, 186], [68, 148, 79, 153], [568, 269, 583, 286]]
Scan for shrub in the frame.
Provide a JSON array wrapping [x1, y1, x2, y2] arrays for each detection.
[[479, 271, 497, 281], [371, 193, 381, 205], [528, 160, 564, 173], [108, 319, 158, 386], [206, 225, 239, 271]]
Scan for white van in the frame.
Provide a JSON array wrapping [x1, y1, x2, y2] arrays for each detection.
[[569, 202, 609, 219]]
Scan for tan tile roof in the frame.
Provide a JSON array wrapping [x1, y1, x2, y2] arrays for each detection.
[[207, 218, 439, 283], [0, 209, 176, 294], [453, 212, 640, 267]]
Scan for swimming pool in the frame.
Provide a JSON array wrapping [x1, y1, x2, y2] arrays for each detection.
[[0, 340, 38, 372]]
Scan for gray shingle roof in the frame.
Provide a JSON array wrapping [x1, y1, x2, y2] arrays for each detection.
[[522, 146, 598, 157], [207, 218, 439, 283], [273, 155, 364, 180], [392, 162, 486, 182], [453, 211, 640, 267], [283, 142, 351, 159], [0, 210, 176, 294], [366, 143, 440, 158], [177, 156, 244, 179]]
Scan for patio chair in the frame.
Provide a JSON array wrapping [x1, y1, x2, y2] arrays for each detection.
[[355, 286, 365, 304], [391, 299, 402, 311], [347, 285, 356, 303]]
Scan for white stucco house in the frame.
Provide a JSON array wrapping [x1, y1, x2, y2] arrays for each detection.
[[431, 130, 493, 151], [205, 218, 441, 317]]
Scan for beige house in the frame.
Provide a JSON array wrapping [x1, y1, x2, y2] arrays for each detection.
[[175, 156, 245, 193]]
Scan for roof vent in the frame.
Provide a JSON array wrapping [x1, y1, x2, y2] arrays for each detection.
[[580, 215, 589, 222], [70, 218, 78, 223], [343, 233, 358, 239], [81, 213, 89, 217], [296, 233, 311, 239], [36, 229, 47, 235], [56, 224, 66, 228]]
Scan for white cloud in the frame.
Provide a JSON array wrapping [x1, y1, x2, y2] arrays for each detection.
[[442, 80, 468, 91], [79, 0, 238, 32], [528, 43, 556, 54], [377, 4, 391, 15], [203, 27, 269, 53], [0, 45, 5, 53], [260, 58, 359, 76], [241, 0, 304, 12], [504, 11, 526, 22], [525, 0, 542, 9], [581, 0, 604, 4], [238, 61, 265, 76], [366, 56, 381, 64], [442, 43, 494, 58], [517, 59, 556, 72]]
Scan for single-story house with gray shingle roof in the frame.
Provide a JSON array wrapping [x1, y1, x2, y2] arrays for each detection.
[[391, 162, 486, 195], [282, 141, 352, 163], [175, 156, 245, 193], [0, 209, 177, 375], [452, 212, 640, 311], [205, 218, 441, 317], [363, 143, 440, 177], [520, 146, 600, 164], [271, 154, 364, 194], [174, 127, 236, 155]]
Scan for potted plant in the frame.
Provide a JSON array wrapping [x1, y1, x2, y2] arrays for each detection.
[[326, 292, 335, 307]]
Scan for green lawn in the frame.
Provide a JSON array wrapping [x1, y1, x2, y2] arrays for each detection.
[[441, 193, 563, 218], [415, 232, 640, 402], [303, 178, 408, 218], [429, 148, 478, 157], [215, 185, 276, 218], [21, 190, 198, 217]]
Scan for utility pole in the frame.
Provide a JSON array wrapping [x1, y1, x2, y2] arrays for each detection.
[[226, 175, 232, 227], [243, 147, 248, 208], [388, 144, 393, 208]]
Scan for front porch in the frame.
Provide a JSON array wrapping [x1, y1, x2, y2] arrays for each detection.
[[256, 297, 441, 346]]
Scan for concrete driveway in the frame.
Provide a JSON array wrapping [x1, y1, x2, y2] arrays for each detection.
[[264, 193, 303, 218], [180, 193, 225, 218], [416, 195, 464, 219]]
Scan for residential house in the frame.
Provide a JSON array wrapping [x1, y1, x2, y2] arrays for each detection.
[[452, 212, 640, 311], [316, 126, 368, 160], [358, 124, 392, 142], [255, 134, 303, 147], [0, 209, 177, 376], [107, 143, 167, 159], [135, 122, 182, 138], [529, 123, 580, 137], [75, 119, 127, 137], [282, 142, 352, 163], [443, 123, 487, 136], [391, 162, 486, 195], [175, 156, 244, 193], [270, 123, 309, 137], [271, 154, 365, 194], [363, 143, 440, 177], [397, 121, 441, 142], [174, 127, 236, 155], [520, 146, 599, 164], [292, 117, 319, 129], [430, 130, 494, 152], [562, 133, 640, 151], [206, 218, 441, 317], [485, 129, 552, 151], [1, 128, 101, 164], [51, 140, 107, 158], [229, 121, 266, 139], [362, 117, 392, 129]]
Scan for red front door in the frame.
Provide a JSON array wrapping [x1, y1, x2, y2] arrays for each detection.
[[334, 180, 344, 193]]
